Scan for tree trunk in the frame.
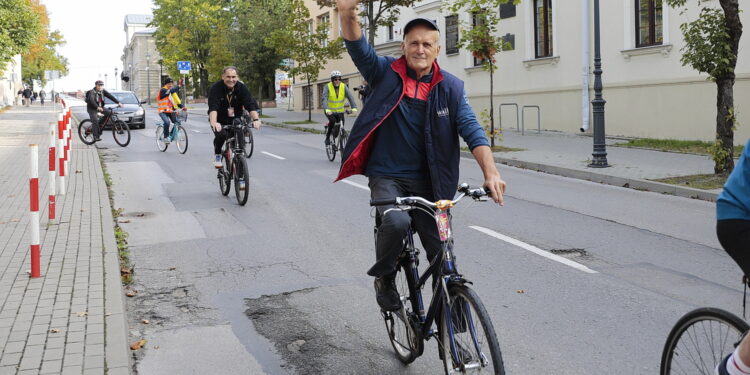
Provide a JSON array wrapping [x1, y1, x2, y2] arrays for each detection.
[[367, 2, 376, 46], [715, 77, 736, 174]]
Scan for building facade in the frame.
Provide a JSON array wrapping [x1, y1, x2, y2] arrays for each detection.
[[0, 55, 23, 107], [121, 15, 163, 104], [301, 0, 749, 142]]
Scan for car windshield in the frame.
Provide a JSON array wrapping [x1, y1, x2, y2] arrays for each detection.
[[104, 92, 139, 105]]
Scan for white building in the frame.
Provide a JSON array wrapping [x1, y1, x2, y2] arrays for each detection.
[[0, 55, 23, 107], [323, 0, 750, 142], [121, 15, 162, 104]]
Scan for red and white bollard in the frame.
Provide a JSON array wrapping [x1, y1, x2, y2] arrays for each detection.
[[63, 109, 69, 175], [29, 144, 41, 278], [48, 123, 56, 222], [57, 113, 65, 195]]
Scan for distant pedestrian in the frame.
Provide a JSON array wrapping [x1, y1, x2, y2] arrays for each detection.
[[31, 91, 37, 103], [22, 88, 32, 106], [39, 90, 46, 106]]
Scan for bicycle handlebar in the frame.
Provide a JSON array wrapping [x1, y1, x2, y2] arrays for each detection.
[[369, 183, 489, 207]]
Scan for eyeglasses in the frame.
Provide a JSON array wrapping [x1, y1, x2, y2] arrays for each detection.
[[332, 78, 341, 81]]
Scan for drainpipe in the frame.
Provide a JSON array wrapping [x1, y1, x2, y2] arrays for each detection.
[[581, 0, 591, 132]]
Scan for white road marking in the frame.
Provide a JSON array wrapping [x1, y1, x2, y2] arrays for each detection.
[[191, 130, 200, 133], [469, 225, 598, 274], [261, 151, 286, 160], [341, 179, 370, 191]]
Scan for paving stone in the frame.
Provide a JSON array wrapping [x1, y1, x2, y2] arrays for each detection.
[[84, 344, 104, 357], [3, 340, 25, 353], [44, 336, 64, 349], [39, 360, 62, 374], [43, 347, 64, 361], [60, 365, 82, 375], [64, 341, 84, 354], [0, 352, 22, 366], [62, 352, 83, 367]]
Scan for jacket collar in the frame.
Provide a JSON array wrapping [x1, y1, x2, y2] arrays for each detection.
[[390, 56, 444, 89]]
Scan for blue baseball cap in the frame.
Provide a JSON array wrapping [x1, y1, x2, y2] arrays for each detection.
[[403, 18, 439, 38]]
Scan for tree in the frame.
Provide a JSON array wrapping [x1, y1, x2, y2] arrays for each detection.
[[316, 0, 419, 46], [231, 0, 292, 101], [666, 0, 742, 174], [268, 0, 345, 121], [21, 0, 68, 87], [151, 0, 231, 98], [445, 0, 516, 148], [0, 0, 40, 68]]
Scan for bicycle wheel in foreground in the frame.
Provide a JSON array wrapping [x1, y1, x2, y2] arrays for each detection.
[[218, 153, 231, 196], [112, 120, 131, 147], [155, 126, 168, 152], [326, 137, 336, 161], [78, 120, 96, 145], [175, 126, 188, 154], [383, 261, 422, 364], [661, 307, 749, 375], [440, 285, 504, 375], [233, 156, 249, 205]]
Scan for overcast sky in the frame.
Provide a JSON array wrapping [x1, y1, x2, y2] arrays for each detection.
[[41, 0, 155, 92]]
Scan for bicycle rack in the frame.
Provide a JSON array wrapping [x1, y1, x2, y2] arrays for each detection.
[[499, 103, 519, 132], [521, 105, 541, 136]]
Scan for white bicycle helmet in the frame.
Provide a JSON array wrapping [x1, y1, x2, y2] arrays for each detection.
[[330, 70, 342, 79]]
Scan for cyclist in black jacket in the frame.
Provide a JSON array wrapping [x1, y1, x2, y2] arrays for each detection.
[[207, 66, 261, 168], [85, 80, 123, 141]]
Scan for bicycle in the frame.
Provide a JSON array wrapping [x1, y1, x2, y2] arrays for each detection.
[[660, 280, 750, 374], [325, 109, 351, 163], [370, 183, 504, 374], [216, 118, 250, 206], [78, 108, 131, 147], [155, 115, 188, 154], [241, 110, 255, 158], [178, 107, 188, 123]]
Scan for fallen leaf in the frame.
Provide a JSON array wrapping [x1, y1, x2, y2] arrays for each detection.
[[119, 219, 131, 223], [154, 345, 160, 349], [130, 339, 147, 350], [50, 328, 60, 333], [168, 267, 176, 271], [105, 313, 111, 317], [136, 213, 145, 217], [77, 312, 88, 317], [126, 290, 137, 297], [516, 290, 525, 294], [120, 267, 131, 275], [75, 170, 82, 173], [142, 319, 150, 324], [10, 219, 18, 222]]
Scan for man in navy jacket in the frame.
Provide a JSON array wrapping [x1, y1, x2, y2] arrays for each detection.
[[336, 0, 507, 311]]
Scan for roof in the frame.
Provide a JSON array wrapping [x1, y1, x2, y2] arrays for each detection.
[[124, 14, 153, 26], [133, 28, 156, 35]]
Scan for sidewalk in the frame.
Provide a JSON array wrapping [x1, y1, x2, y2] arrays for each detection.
[[192, 104, 720, 201], [0, 105, 129, 374]]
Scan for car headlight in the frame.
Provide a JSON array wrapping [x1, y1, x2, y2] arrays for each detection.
[[135, 108, 144, 116]]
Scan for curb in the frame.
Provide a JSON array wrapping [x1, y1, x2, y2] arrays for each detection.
[[467, 152, 719, 202]]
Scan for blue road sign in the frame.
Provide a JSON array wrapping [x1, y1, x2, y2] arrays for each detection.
[[177, 61, 192, 71]]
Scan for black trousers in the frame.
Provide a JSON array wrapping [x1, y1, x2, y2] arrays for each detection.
[[87, 108, 110, 138], [717, 219, 750, 277], [367, 176, 442, 278], [325, 112, 344, 140], [213, 126, 245, 155]]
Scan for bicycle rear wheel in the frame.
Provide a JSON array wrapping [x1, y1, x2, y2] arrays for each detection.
[[244, 127, 254, 158], [155, 126, 168, 152], [233, 155, 249, 205], [175, 126, 188, 154], [383, 261, 422, 364], [78, 120, 96, 145], [440, 285, 504, 374], [661, 307, 749, 375], [112, 120, 131, 147], [218, 152, 231, 196]]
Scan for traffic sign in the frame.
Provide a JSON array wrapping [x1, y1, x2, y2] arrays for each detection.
[[177, 61, 191, 75]]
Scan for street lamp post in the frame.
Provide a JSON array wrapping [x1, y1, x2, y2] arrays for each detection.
[[104, 73, 108, 89], [146, 53, 151, 105], [158, 59, 163, 84], [128, 64, 132, 91], [114, 67, 118, 90], [588, 0, 609, 168]]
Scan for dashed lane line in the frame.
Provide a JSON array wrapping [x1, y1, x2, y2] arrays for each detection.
[[261, 151, 286, 160], [469, 225, 598, 274]]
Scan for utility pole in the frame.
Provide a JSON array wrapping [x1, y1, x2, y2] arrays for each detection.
[[588, 0, 609, 168]]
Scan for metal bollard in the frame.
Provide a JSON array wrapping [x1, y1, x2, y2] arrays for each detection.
[[29, 144, 41, 278]]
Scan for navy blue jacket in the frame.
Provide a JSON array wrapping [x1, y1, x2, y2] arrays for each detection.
[[336, 36, 489, 200], [717, 138, 750, 220]]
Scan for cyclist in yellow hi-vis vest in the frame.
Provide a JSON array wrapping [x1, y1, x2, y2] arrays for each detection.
[[323, 71, 358, 146], [157, 77, 183, 144]]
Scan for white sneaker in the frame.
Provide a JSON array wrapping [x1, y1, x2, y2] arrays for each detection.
[[213, 155, 223, 168]]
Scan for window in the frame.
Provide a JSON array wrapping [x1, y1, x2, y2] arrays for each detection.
[[472, 12, 487, 66], [302, 85, 313, 110], [318, 13, 330, 47], [635, 0, 663, 47], [534, 0, 553, 58], [502, 33, 515, 51], [387, 25, 394, 41], [445, 15, 459, 55], [317, 83, 326, 109], [500, 3, 516, 19]]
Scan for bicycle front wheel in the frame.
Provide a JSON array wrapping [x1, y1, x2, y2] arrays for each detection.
[[440, 285, 504, 375], [175, 126, 188, 154], [112, 120, 131, 147], [326, 137, 336, 161], [244, 128, 254, 158], [155, 126, 168, 152], [339, 130, 348, 164], [218, 152, 231, 196], [233, 156, 249, 206], [78, 120, 96, 145], [661, 307, 749, 375], [383, 261, 422, 364]]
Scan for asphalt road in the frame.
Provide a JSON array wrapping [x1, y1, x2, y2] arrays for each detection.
[[71, 105, 733, 374]]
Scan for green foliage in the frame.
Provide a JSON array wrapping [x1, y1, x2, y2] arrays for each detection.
[[232, 0, 292, 99], [316, 0, 420, 45], [23, 29, 69, 86], [268, 0, 344, 119], [674, 6, 734, 79], [0, 0, 41, 67]]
